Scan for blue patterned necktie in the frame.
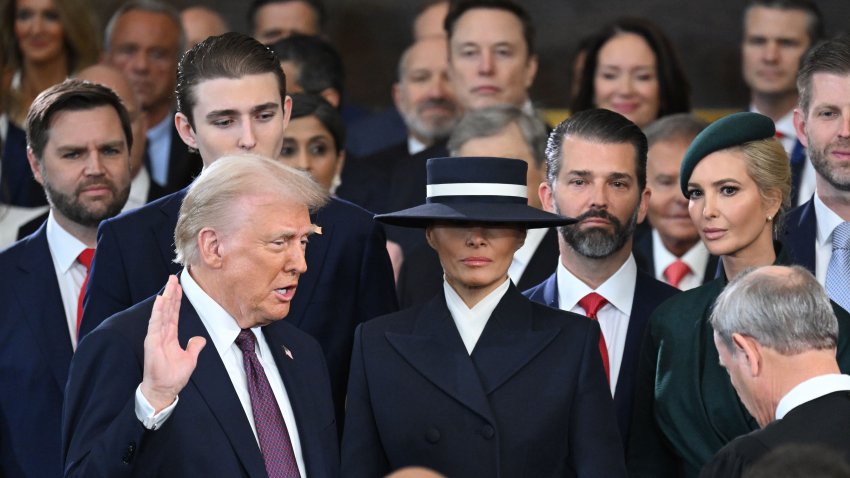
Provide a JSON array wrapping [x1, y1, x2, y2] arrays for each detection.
[[826, 222, 850, 313], [235, 330, 300, 478]]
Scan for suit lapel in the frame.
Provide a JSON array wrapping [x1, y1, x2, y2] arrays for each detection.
[[385, 294, 496, 423], [541, 272, 559, 308], [15, 225, 73, 391], [153, 190, 185, 275], [471, 286, 560, 395], [178, 295, 267, 478], [784, 198, 817, 273], [287, 203, 335, 324]]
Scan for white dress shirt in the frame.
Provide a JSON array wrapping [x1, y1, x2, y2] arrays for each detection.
[[45, 211, 89, 348], [135, 268, 307, 477], [775, 374, 850, 420], [444, 277, 511, 355], [122, 166, 152, 213], [556, 256, 637, 395], [651, 229, 711, 291], [407, 136, 427, 156], [508, 227, 549, 285], [146, 114, 173, 187], [814, 193, 846, 286]]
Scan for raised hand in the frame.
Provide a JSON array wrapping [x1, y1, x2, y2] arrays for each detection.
[[140, 275, 207, 413]]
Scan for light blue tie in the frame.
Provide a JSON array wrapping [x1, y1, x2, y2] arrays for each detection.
[[826, 222, 850, 313]]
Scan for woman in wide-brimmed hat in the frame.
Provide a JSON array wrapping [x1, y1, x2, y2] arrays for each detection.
[[340, 156, 628, 478]]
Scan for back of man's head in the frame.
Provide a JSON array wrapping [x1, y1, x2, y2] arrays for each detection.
[[545, 108, 647, 190], [176, 32, 287, 127], [644, 113, 709, 148], [711, 265, 838, 355], [269, 34, 344, 100], [174, 155, 328, 266], [797, 35, 850, 115]]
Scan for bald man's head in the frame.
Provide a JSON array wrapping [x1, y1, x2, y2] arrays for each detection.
[[77, 64, 147, 176]]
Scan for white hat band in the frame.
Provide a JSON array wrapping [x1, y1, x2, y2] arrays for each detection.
[[426, 182, 527, 199]]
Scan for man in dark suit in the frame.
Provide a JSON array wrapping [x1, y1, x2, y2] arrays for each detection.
[[785, 36, 850, 314], [397, 105, 556, 307], [81, 33, 398, 427], [0, 80, 132, 478], [701, 265, 850, 477], [526, 109, 679, 446], [64, 155, 338, 477], [104, 1, 202, 195], [634, 113, 718, 289]]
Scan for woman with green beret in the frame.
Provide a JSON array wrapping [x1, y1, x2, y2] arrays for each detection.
[[626, 112, 850, 477]]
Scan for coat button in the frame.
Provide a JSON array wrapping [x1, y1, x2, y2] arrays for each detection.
[[425, 427, 441, 444], [122, 441, 136, 464], [480, 425, 495, 439]]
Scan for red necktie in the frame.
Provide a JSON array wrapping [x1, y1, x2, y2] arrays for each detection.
[[76, 248, 95, 333], [235, 330, 301, 478], [663, 259, 691, 289], [578, 292, 610, 382]]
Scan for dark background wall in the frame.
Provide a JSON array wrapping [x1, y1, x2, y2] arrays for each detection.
[[92, 0, 850, 113]]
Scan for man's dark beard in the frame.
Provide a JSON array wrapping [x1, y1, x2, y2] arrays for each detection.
[[557, 207, 639, 259], [43, 176, 128, 227], [809, 134, 850, 192]]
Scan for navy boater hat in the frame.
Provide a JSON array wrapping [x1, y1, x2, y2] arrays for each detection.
[[679, 112, 775, 196], [375, 156, 576, 228]]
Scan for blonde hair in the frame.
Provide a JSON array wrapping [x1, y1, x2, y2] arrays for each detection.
[[733, 138, 792, 237], [174, 155, 329, 266]]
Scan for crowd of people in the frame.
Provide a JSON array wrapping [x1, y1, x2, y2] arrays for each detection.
[[1, 0, 849, 477]]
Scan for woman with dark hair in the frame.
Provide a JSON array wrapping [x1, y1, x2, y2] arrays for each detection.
[[280, 93, 346, 193], [626, 113, 850, 477], [571, 17, 690, 129], [341, 156, 627, 477], [1, 0, 99, 206]]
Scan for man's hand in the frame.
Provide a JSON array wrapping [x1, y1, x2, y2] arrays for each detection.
[[140, 275, 206, 413]]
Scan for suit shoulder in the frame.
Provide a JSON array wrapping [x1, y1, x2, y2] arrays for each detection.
[[636, 270, 679, 301], [359, 304, 423, 337], [0, 234, 30, 266], [100, 189, 183, 231], [322, 197, 376, 221]]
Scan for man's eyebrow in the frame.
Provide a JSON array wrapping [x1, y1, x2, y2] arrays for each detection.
[[250, 103, 280, 114], [205, 109, 238, 120]]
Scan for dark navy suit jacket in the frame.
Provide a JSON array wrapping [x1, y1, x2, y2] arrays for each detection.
[[63, 292, 339, 477], [0, 223, 72, 477], [80, 190, 398, 426], [342, 285, 626, 477], [523, 268, 679, 448], [782, 197, 818, 274]]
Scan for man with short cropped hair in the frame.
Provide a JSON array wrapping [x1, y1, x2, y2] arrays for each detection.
[[249, 0, 324, 44], [701, 265, 850, 477]]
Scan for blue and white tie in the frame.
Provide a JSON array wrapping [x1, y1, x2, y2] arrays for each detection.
[[826, 222, 850, 313]]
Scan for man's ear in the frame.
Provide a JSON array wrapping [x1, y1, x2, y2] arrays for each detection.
[[539, 181, 556, 213], [281, 95, 293, 131], [793, 108, 809, 148], [197, 228, 223, 269], [319, 88, 340, 108], [175, 113, 198, 150], [637, 187, 651, 225], [732, 333, 762, 377], [27, 147, 44, 186]]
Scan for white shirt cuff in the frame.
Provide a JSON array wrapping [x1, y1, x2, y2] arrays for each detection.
[[134, 385, 178, 430]]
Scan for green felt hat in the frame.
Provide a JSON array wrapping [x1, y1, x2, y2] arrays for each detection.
[[679, 112, 775, 196]]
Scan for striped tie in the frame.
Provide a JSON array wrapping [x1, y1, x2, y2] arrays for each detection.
[[826, 222, 850, 313]]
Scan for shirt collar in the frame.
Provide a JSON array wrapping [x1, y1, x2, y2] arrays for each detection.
[[444, 276, 511, 320], [147, 113, 172, 142], [45, 211, 88, 274], [512, 227, 548, 269], [651, 229, 710, 275], [814, 193, 847, 247], [775, 374, 850, 420], [180, 267, 244, 358], [556, 254, 637, 314], [407, 136, 426, 156]]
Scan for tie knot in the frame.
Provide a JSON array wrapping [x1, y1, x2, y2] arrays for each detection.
[[235, 329, 257, 356], [77, 248, 95, 270], [664, 259, 691, 288], [833, 222, 850, 250], [578, 292, 608, 319]]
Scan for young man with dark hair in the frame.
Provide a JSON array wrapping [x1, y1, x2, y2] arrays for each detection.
[[249, 0, 325, 44]]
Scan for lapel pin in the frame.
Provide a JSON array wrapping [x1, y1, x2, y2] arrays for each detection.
[[283, 345, 294, 360]]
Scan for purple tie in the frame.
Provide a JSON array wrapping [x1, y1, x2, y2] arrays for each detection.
[[235, 330, 300, 478]]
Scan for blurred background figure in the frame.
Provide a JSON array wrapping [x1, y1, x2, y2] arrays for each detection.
[[1, 0, 99, 207], [571, 17, 690, 130], [635, 113, 717, 290], [280, 93, 345, 193], [249, 0, 324, 44], [180, 5, 229, 50], [270, 33, 344, 108], [412, 0, 448, 40]]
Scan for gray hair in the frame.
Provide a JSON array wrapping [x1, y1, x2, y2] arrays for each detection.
[[104, 0, 186, 55], [710, 265, 838, 355], [174, 155, 329, 266], [643, 113, 708, 147], [448, 105, 547, 168]]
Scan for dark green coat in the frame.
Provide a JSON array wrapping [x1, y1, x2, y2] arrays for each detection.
[[626, 275, 850, 477]]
